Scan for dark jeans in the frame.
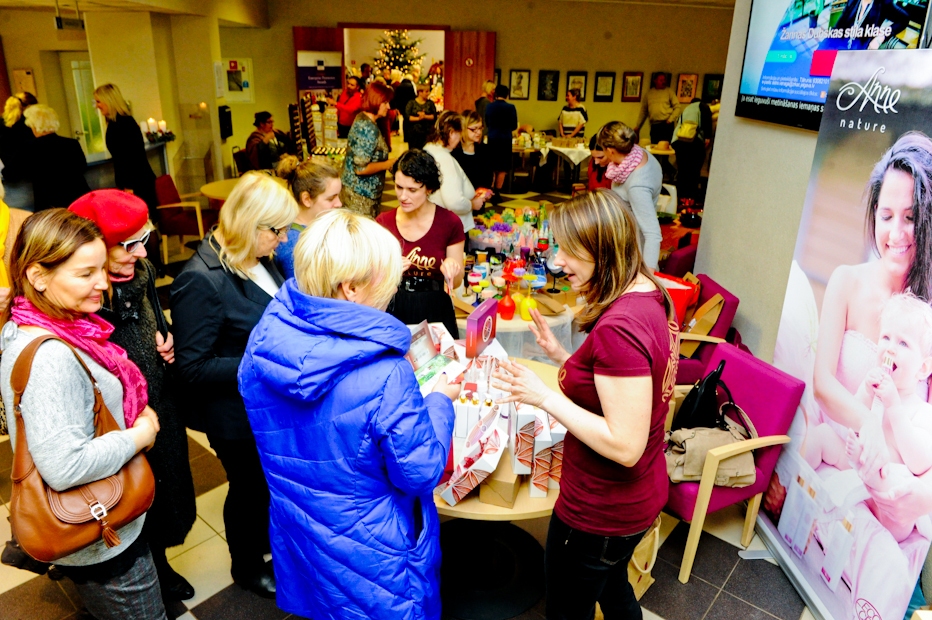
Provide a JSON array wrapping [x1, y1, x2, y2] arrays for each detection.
[[208, 437, 271, 579], [649, 121, 674, 144], [672, 140, 706, 202], [337, 123, 351, 139], [545, 513, 645, 620]]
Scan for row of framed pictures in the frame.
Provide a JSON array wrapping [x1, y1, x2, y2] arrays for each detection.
[[492, 69, 724, 104]]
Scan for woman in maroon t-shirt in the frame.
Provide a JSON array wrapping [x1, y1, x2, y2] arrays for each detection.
[[376, 149, 465, 337], [494, 189, 678, 620]]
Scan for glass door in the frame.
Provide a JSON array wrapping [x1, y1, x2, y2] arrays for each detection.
[[59, 52, 105, 154]]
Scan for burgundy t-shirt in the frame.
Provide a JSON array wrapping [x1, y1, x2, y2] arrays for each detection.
[[377, 206, 465, 281], [555, 290, 679, 536]]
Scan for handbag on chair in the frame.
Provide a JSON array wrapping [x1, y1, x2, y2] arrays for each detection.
[[670, 360, 726, 432], [8, 336, 155, 562]]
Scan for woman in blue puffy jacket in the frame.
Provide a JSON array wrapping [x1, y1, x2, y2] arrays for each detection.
[[238, 209, 459, 619]]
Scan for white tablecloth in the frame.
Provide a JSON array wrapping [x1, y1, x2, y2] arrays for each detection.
[[539, 146, 591, 167]]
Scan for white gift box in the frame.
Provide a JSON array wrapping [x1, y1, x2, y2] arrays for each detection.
[[510, 403, 536, 475], [440, 403, 508, 506], [530, 409, 552, 498], [548, 414, 567, 489]]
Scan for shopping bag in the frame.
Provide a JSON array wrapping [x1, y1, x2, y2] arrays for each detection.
[[654, 272, 700, 327]]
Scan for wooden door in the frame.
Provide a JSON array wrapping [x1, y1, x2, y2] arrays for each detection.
[[445, 31, 495, 114]]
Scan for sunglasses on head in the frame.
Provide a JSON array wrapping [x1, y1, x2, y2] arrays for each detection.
[[119, 229, 152, 253]]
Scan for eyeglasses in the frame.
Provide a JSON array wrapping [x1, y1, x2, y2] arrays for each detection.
[[262, 225, 289, 239], [467, 125, 483, 133], [119, 229, 152, 253]]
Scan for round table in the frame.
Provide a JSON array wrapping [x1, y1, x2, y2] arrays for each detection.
[[455, 302, 575, 364], [200, 175, 287, 202], [436, 358, 559, 620]]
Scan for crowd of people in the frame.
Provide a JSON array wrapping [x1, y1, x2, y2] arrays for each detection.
[[0, 69, 694, 620]]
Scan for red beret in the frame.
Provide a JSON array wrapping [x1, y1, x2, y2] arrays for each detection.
[[68, 190, 150, 248]]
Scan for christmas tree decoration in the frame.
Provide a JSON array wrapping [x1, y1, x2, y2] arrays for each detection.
[[373, 29, 426, 76]]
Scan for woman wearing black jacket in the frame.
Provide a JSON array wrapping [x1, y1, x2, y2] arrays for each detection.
[[0, 92, 37, 209], [170, 172, 297, 600], [94, 84, 158, 214], [23, 105, 90, 211]]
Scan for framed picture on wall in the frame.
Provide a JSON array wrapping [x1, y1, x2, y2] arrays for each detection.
[[510, 69, 530, 100], [621, 72, 643, 102], [593, 72, 615, 102], [494, 68, 501, 86], [538, 70, 560, 101], [566, 71, 587, 101], [703, 73, 724, 102], [676, 73, 699, 103]]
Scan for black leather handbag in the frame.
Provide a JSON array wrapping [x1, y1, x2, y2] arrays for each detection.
[[670, 360, 731, 432]]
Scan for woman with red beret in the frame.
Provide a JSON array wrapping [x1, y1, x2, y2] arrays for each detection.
[[69, 191, 197, 607]]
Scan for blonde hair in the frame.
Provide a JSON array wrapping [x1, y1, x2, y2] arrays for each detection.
[[24, 105, 60, 136], [482, 80, 496, 96], [597, 121, 638, 155], [276, 155, 340, 205], [93, 83, 132, 122], [8, 209, 107, 322], [550, 189, 674, 331], [3, 92, 37, 127], [293, 209, 402, 311], [213, 172, 298, 278], [881, 292, 932, 356]]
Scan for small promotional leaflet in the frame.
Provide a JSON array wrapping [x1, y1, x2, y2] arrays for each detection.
[[765, 49, 932, 620]]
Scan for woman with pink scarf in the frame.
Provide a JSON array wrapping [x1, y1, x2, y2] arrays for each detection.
[[0, 209, 164, 619], [597, 121, 663, 270]]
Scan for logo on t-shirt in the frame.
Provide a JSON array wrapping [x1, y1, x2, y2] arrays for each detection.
[[661, 319, 680, 403], [405, 246, 437, 278]]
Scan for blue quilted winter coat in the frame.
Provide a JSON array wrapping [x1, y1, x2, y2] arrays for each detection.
[[238, 279, 455, 619]]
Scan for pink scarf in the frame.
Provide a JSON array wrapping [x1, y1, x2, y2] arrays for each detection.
[[11, 297, 148, 427], [605, 145, 645, 185]]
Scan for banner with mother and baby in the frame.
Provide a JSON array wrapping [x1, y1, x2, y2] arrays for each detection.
[[761, 48, 932, 620]]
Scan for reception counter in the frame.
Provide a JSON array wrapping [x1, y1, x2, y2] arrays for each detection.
[[86, 142, 168, 191]]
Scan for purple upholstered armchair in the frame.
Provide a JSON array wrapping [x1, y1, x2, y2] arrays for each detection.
[[677, 274, 741, 385], [664, 344, 804, 583]]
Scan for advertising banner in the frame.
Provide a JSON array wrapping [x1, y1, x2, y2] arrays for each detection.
[[764, 49, 932, 620], [736, 0, 930, 130]]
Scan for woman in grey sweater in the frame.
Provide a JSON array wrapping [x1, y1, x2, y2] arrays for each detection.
[[597, 121, 663, 270], [0, 209, 164, 620]]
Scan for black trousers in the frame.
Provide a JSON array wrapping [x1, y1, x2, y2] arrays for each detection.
[[649, 122, 674, 144], [545, 513, 646, 620], [208, 437, 271, 579], [337, 123, 351, 139], [672, 140, 705, 202]]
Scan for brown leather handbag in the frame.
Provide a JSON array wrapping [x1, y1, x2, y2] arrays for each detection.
[[9, 335, 155, 562]]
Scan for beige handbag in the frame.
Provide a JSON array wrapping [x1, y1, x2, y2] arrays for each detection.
[[628, 515, 662, 600], [665, 403, 758, 488]]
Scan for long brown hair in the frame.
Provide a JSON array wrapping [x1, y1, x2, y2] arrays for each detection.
[[550, 189, 675, 331], [7, 209, 107, 322]]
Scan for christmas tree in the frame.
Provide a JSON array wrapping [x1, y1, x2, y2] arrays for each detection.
[[373, 30, 426, 76]]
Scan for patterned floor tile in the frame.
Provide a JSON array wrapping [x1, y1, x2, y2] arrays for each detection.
[[0, 574, 78, 620], [723, 557, 805, 620], [190, 583, 290, 620], [167, 534, 233, 610], [704, 592, 782, 620], [0, 505, 39, 596], [639, 558, 719, 620], [656, 522, 741, 587]]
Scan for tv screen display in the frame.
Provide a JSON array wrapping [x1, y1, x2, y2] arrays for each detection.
[[735, 0, 931, 131]]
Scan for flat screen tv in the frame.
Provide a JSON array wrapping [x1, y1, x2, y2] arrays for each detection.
[[735, 0, 931, 131]]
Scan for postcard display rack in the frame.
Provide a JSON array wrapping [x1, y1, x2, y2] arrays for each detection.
[[409, 299, 567, 510]]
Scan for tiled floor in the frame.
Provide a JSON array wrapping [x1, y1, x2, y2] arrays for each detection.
[[0, 145, 809, 619], [0, 430, 811, 620]]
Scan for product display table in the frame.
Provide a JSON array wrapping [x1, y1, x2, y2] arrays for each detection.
[[659, 217, 702, 262], [455, 305, 575, 364], [437, 358, 559, 620], [200, 175, 287, 203], [540, 145, 591, 187]]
